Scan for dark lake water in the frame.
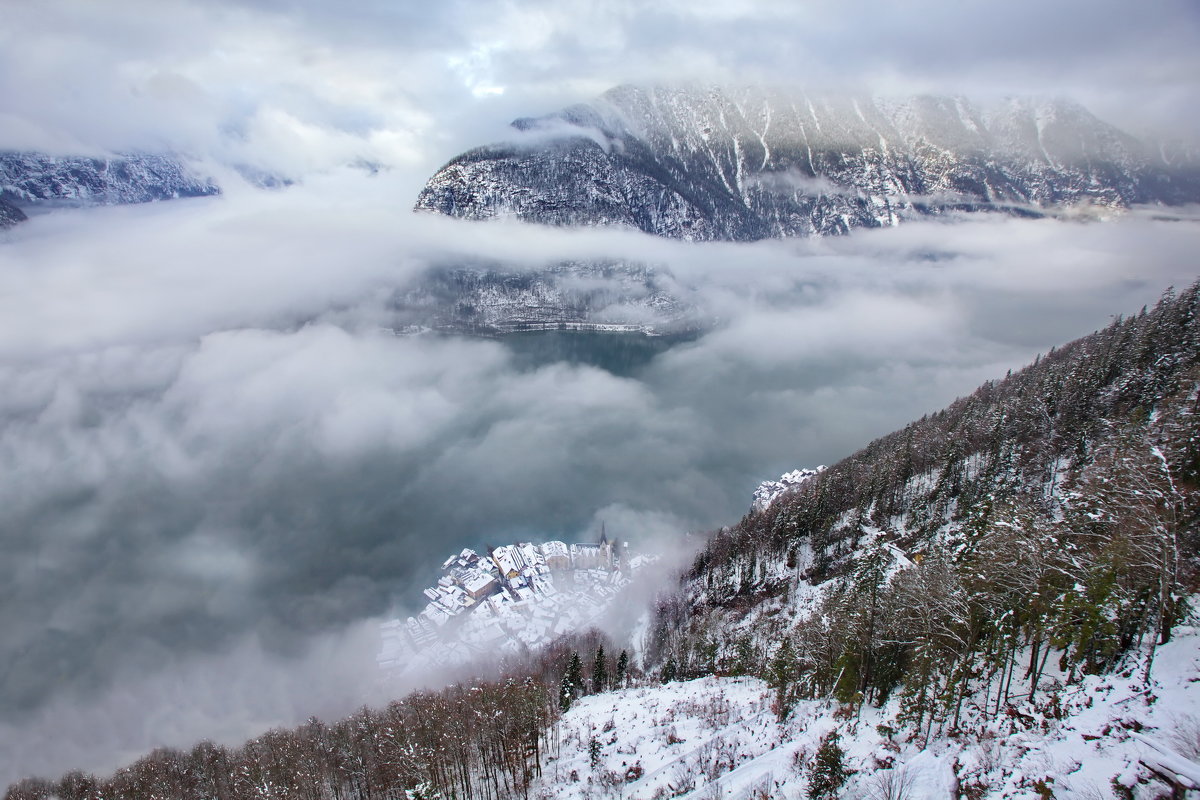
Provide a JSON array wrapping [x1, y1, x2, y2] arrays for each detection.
[[498, 329, 702, 376]]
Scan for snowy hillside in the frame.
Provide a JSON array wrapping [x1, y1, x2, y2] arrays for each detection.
[[639, 284, 1200, 797], [416, 87, 1200, 241], [547, 626, 1200, 800]]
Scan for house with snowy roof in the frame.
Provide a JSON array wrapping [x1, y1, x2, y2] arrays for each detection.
[[460, 568, 499, 600], [517, 542, 548, 574], [490, 544, 523, 579], [539, 540, 570, 571]]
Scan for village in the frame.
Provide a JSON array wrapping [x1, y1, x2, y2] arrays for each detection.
[[378, 530, 653, 679]]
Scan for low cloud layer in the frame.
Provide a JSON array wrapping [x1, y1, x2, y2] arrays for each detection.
[[2, 177, 1198, 782]]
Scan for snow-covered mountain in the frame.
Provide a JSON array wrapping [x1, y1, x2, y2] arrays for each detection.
[[0, 152, 218, 227], [416, 87, 1200, 240]]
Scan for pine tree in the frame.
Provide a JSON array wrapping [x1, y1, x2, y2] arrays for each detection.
[[768, 638, 800, 721], [807, 731, 848, 799], [615, 650, 629, 688], [732, 636, 754, 676], [560, 652, 583, 711], [592, 645, 607, 694]]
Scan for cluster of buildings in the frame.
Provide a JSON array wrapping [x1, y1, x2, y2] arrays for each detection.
[[378, 531, 649, 678]]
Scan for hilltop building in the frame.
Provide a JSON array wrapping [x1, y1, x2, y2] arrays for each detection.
[[570, 528, 613, 570]]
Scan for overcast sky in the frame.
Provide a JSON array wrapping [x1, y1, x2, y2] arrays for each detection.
[[2, 0, 1200, 787], [1, 0, 1198, 179]]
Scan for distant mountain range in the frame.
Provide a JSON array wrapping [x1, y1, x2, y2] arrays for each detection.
[[416, 86, 1200, 240], [0, 152, 218, 228]]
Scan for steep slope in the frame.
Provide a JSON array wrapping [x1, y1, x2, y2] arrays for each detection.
[[679, 283, 1199, 609], [0, 152, 218, 227], [19, 629, 1200, 800], [544, 649, 1200, 800], [643, 284, 1200, 781], [416, 87, 1200, 240]]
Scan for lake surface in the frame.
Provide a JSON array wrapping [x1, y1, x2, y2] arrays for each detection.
[[499, 329, 703, 377]]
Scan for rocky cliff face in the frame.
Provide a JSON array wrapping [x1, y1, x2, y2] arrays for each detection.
[[416, 87, 1200, 240], [0, 152, 219, 227]]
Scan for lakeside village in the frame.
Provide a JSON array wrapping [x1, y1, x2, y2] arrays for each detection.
[[378, 529, 656, 678]]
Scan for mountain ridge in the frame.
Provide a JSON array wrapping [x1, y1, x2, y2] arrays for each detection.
[[416, 86, 1200, 240], [0, 152, 219, 228]]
